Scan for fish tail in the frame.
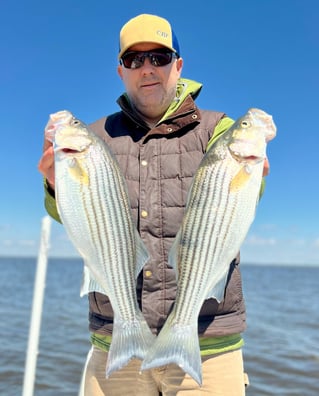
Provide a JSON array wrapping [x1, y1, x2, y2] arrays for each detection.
[[106, 313, 155, 378], [141, 317, 202, 386]]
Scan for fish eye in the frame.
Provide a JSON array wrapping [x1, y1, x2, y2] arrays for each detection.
[[241, 120, 250, 128]]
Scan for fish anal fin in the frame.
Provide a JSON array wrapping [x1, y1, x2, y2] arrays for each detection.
[[205, 271, 230, 303]]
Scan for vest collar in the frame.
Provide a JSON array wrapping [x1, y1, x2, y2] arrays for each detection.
[[117, 78, 203, 130]]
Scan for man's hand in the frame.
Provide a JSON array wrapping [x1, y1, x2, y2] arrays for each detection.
[[263, 157, 270, 177], [38, 140, 55, 189]]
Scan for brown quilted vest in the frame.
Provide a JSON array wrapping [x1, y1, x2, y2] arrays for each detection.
[[87, 94, 246, 337]]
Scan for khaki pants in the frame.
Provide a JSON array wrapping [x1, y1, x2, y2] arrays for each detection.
[[79, 346, 248, 396]]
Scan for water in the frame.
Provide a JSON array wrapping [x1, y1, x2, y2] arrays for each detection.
[[0, 258, 89, 396], [0, 257, 318, 395], [243, 265, 319, 395]]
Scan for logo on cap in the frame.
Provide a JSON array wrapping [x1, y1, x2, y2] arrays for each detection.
[[156, 30, 169, 38]]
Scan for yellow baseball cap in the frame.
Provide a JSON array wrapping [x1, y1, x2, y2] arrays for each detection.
[[118, 14, 180, 59]]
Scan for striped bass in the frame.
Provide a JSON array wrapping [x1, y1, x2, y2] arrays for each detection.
[[44, 110, 154, 377], [141, 108, 276, 385]]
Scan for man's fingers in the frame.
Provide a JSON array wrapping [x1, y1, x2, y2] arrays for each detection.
[[262, 157, 270, 177]]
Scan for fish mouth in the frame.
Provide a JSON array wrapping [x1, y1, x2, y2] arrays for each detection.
[[54, 146, 82, 155], [230, 151, 264, 164], [61, 148, 80, 154], [229, 139, 264, 164]]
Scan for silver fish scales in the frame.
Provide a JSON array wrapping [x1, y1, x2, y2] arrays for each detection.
[[141, 108, 276, 385], [45, 110, 154, 377]]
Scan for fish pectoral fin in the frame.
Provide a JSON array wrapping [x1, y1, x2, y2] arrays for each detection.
[[69, 158, 89, 185], [229, 165, 251, 193], [135, 230, 150, 278]]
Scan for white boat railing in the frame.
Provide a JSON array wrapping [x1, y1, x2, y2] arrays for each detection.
[[22, 216, 51, 396]]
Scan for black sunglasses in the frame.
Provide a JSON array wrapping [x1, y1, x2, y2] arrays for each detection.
[[120, 49, 177, 69]]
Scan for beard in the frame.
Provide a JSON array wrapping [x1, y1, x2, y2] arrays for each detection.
[[129, 84, 177, 123]]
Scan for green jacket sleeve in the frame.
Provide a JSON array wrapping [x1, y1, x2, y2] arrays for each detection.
[[206, 116, 235, 151], [43, 179, 62, 223], [206, 116, 266, 199]]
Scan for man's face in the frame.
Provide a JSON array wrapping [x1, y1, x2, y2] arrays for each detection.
[[118, 42, 183, 124]]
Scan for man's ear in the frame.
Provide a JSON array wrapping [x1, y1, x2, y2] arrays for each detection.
[[176, 57, 183, 73], [117, 65, 123, 79]]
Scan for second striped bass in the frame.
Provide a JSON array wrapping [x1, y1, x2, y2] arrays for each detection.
[[141, 108, 276, 385], [45, 110, 154, 377]]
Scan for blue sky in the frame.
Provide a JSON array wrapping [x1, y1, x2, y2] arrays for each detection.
[[1, 0, 318, 265]]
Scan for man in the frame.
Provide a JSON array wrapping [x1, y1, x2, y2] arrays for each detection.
[[38, 13, 268, 395]]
